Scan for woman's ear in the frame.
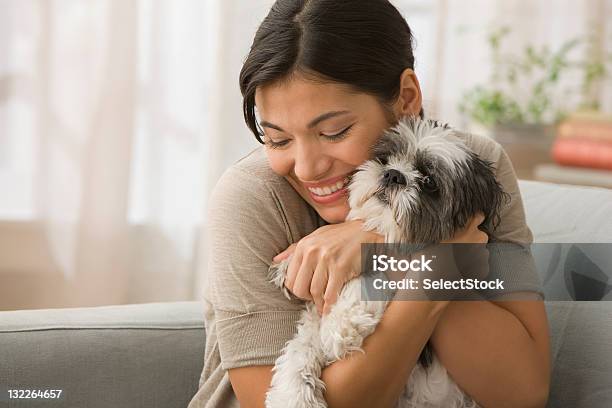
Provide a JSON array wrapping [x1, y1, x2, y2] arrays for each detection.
[[393, 68, 423, 117]]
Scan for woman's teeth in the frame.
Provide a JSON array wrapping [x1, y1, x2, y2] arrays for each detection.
[[308, 177, 350, 197]]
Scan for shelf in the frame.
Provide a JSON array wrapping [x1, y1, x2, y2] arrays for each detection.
[[534, 164, 612, 189]]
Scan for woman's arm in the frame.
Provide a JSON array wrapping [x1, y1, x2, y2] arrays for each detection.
[[229, 366, 274, 408], [230, 302, 450, 408], [229, 216, 487, 408], [229, 300, 448, 408], [429, 141, 551, 408], [431, 299, 550, 408], [321, 300, 449, 408]]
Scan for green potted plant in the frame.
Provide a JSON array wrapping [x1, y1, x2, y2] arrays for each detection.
[[459, 26, 611, 146]]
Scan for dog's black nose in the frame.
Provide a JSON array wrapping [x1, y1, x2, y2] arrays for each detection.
[[382, 169, 407, 187]]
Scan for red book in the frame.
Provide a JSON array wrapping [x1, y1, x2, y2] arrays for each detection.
[[552, 138, 612, 170]]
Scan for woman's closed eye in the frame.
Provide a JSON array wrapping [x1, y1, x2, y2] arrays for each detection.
[[321, 124, 354, 142], [266, 138, 291, 149], [265, 124, 354, 149]]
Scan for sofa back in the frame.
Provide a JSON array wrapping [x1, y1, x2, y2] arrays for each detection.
[[520, 180, 612, 243], [520, 180, 612, 408]]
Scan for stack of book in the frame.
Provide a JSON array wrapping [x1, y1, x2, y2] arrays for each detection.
[[553, 112, 612, 170], [535, 112, 612, 189]]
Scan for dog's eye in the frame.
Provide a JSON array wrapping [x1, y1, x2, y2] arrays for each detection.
[[420, 175, 438, 193], [378, 156, 389, 166]]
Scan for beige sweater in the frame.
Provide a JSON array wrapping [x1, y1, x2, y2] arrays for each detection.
[[187, 132, 541, 408]]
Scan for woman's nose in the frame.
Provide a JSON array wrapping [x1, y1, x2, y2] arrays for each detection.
[[293, 140, 331, 182]]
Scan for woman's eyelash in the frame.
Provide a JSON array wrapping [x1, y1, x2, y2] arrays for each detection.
[[323, 125, 354, 141], [265, 125, 354, 149], [266, 139, 290, 149]]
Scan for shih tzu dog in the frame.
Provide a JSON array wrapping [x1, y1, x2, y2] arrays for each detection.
[[265, 116, 509, 408]]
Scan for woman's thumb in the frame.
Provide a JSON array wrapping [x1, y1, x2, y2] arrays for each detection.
[[273, 243, 297, 262]]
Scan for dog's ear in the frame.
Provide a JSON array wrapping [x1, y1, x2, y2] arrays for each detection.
[[369, 129, 399, 161], [465, 153, 511, 237]]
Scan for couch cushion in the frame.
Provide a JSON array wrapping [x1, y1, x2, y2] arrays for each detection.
[[519, 180, 612, 243], [519, 181, 612, 302], [545, 302, 612, 408], [516, 182, 612, 407], [0, 301, 205, 408]]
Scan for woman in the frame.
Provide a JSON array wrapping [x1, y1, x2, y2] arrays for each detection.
[[188, 1, 550, 407]]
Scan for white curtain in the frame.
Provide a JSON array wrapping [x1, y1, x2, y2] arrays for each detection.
[[0, 0, 610, 310], [0, 0, 267, 310]]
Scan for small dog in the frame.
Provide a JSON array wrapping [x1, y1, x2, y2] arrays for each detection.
[[265, 116, 508, 408]]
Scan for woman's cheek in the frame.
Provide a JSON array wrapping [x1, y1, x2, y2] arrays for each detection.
[[265, 150, 293, 177], [339, 138, 374, 166]]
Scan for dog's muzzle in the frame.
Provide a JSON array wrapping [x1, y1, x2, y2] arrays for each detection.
[[376, 169, 408, 204], [381, 169, 406, 188]]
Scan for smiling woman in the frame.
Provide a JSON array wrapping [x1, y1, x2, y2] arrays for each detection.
[[188, 1, 550, 408]]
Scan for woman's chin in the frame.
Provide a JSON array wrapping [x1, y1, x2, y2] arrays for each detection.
[[315, 201, 350, 224]]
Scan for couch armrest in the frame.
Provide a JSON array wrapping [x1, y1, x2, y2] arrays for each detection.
[[0, 301, 205, 408]]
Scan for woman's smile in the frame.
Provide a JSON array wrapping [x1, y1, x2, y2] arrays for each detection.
[[301, 172, 353, 204]]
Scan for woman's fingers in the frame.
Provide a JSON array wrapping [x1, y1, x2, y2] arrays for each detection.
[[464, 212, 484, 233], [292, 258, 316, 300], [280, 220, 373, 310], [459, 213, 485, 240], [473, 212, 488, 242], [289, 245, 319, 300], [322, 271, 343, 316], [472, 212, 486, 228], [441, 212, 488, 244], [284, 249, 303, 293], [310, 257, 329, 315]]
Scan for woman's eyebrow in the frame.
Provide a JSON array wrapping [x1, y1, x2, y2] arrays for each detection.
[[260, 110, 351, 132]]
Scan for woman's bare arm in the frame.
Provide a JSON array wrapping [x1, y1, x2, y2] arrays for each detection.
[[321, 300, 449, 408], [229, 366, 273, 408], [229, 300, 449, 408], [229, 216, 488, 408], [431, 298, 550, 408]]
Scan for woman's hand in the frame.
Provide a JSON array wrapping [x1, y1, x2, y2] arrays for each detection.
[[442, 212, 490, 282], [386, 212, 490, 302], [441, 212, 488, 244], [273, 220, 384, 315], [274, 213, 487, 314]]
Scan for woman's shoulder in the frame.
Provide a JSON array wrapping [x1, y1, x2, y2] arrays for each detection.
[[453, 129, 505, 168], [214, 146, 295, 203], [210, 146, 325, 242], [453, 128, 534, 243], [229, 146, 285, 183]]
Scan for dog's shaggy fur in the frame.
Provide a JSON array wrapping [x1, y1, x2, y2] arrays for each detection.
[[265, 117, 508, 408]]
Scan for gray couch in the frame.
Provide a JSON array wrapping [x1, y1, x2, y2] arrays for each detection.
[[1, 180, 611, 408]]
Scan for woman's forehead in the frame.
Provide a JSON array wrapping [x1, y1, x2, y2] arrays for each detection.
[[255, 77, 375, 125], [256, 77, 353, 107]]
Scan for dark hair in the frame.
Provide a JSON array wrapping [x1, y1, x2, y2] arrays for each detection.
[[239, 0, 423, 144]]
